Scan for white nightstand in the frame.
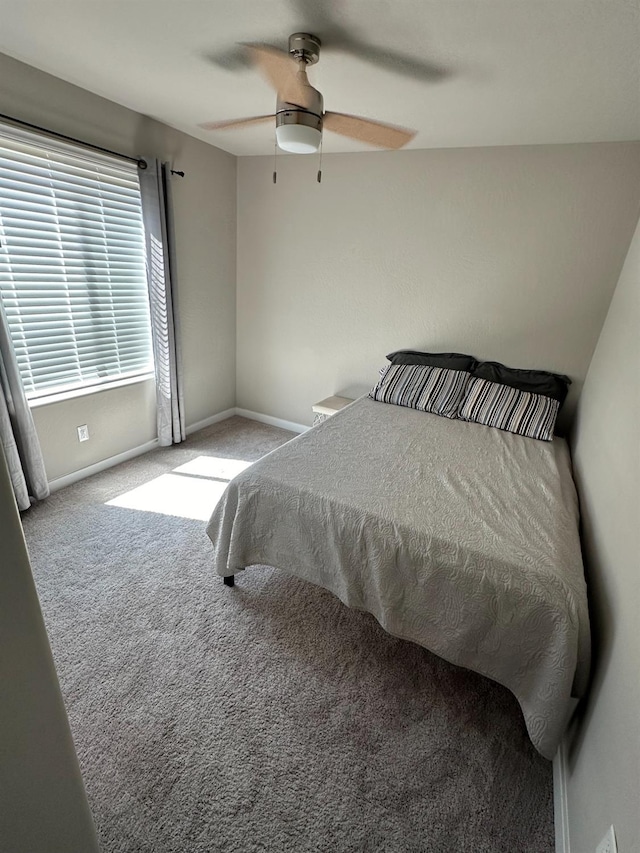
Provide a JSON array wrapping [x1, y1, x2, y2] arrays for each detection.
[[312, 395, 354, 426]]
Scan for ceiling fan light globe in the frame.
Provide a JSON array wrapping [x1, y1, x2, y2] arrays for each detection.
[[276, 123, 321, 154]]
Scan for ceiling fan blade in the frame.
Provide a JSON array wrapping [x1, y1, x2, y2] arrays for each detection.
[[345, 41, 451, 82], [198, 115, 274, 131], [203, 45, 254, 72], [323, 112, 416, 149], [243, 43, 314, 108], [289, 0, 451, 81]]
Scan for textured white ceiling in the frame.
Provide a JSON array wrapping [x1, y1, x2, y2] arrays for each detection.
[[0, 0, 638, 156]]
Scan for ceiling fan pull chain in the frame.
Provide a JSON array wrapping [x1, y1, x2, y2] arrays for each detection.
[[273, 137, 278, 184], [317, 137, 323, 184]]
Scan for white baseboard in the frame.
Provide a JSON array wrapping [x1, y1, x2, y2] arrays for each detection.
[[48, 408, 236, 492], [47, 406, 305, 493], [553, 739, 570, 853], [185, 408, 237, 436], [48, 438, 160, 493], [235, 408, 308, 434]]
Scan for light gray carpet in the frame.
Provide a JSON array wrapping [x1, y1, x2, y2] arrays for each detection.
[[22, 416, 554, 853]]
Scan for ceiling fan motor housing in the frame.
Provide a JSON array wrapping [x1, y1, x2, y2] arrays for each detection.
[[288, 33, 321, 65]]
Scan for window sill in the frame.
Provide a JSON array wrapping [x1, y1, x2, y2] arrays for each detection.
[[28, 372, 155, 409]]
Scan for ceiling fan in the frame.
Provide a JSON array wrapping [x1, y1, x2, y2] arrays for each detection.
[[199, 33, 418, 155]]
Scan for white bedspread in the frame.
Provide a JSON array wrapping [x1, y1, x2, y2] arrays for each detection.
[[206, 396, 590, 759]]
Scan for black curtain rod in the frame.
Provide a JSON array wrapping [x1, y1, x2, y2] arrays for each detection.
[[0, 111, 185, 177], [0, 113, 184, 178], [0, 110, 147, 167]]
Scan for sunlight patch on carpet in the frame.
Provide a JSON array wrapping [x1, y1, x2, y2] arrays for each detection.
[[106, 456, 252, 520], [173, 456, 251, 480], [106, 472, 228, 520]]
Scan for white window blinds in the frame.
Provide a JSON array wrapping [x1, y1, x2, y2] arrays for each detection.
[[0, 126, 153, 399]]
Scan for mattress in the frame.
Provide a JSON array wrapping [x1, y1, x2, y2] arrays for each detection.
[[206, 396, 590, 758]]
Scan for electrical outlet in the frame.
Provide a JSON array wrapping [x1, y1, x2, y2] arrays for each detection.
[[596, 825, 617, 853], [77, 424, 90, 442]]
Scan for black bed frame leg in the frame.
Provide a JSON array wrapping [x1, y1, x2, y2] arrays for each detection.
[[223, 575, 235, 587]]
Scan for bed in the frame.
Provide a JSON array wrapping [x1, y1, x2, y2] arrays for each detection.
[[206, 395, 590, 759]]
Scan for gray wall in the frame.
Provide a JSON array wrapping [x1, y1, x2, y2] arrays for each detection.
[[0, 52, 237, 481], [237, 143, 640, 431], [567, 216, 640, 852], [0, 447, 99, 853]]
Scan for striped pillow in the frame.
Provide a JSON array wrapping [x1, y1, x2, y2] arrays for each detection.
[[369, 363, 470, 419], [459, 377, 559, 441]]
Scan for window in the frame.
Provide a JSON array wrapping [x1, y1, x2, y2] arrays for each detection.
[[0, 126, 153, 401]]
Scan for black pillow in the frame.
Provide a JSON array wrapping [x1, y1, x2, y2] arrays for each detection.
[[472, 360, 571, 406], [386, 350, 477, 371]]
